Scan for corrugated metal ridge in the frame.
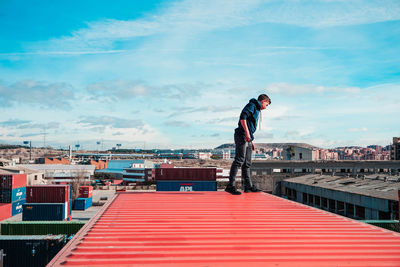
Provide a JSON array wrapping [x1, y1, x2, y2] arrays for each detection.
[[48, 193, 118, 265], [49, 192, 400, 266]]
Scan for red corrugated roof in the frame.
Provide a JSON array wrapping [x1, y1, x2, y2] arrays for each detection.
[[49, 192, 400, 266]]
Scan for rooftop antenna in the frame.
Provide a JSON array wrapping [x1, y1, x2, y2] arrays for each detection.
[[42, 126, 47, 148]]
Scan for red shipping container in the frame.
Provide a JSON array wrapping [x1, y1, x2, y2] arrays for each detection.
[[26, 185, 70, 203], [155, 168, 217, 181], [0, 174, 27, 190], [0, 203, 12, 221], [79, 186, 93, 198]]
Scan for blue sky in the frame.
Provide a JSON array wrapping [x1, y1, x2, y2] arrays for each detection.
[[0, 0, 399, 150]]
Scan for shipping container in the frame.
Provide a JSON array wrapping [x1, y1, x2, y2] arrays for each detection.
[[0, 186, 26, 203], [155, 167, 217, 181], [49, 192, 400, 266], [0, 235, 65, 267], [78, 185, 93, 198], [22, 203, 67, 221], [0, 203, 11, 221], [1, 221, 85, 236], [11, 199, 26, 216], [26, 185, 69, 203], [156, 180, 217, 191], [73, 197, 92, 210], [0, 174, 26, 190]]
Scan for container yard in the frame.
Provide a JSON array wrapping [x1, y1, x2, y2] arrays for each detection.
[[49, 191, 400, 266], [0, 174, 27, 220]]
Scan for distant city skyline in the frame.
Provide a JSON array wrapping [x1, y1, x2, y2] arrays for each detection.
[[1, 0, 399, 149]]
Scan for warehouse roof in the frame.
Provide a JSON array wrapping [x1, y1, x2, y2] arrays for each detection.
[[49, 191, 400, 266], [19, 164, 95, 171], [284, 174, 400, 201]]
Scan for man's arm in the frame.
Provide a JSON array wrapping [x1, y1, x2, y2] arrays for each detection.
[[240, 119, 255, 151], [240, 119, 251, 142]]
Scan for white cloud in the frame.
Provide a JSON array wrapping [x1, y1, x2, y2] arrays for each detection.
[[348, 127, 368, 132], [86, 80, 206, 101], [265, 82, 361, 95], [0, 80, 75, 109], [26, 0, 400, 54]]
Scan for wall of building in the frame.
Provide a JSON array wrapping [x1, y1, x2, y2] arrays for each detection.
[[281, 181, 398, 220], [283, 146, 314, 160], [392, 137, 400, 160]]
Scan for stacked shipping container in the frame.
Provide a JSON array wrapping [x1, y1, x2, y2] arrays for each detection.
[[22, 185, 71, 221], [0, 235, 66, 267], [155, 168, 217, 191], [73, 186, 93, 210], [0, 174, 27, 220]]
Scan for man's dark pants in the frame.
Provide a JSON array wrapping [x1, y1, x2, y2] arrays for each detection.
[[228, 131, 253, 189]]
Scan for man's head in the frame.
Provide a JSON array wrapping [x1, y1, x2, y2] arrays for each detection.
[[258, 94, 271, 110]]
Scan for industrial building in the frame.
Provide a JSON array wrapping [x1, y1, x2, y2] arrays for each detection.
[[283, 145, 317, 160], [18, 164, 94, 183], [392, 137, 400, 160], [95, 159, 159, 183], [122, 160, 155, 182], [0, 166, 45, 185], [281, 174, 400, 220]]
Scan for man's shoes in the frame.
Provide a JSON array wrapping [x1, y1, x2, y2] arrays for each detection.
[[244, 186, 262, 193], [225, 186, 242, 195]]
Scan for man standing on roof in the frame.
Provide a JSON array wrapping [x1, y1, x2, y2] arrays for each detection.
[[225, 94, 271, 195]]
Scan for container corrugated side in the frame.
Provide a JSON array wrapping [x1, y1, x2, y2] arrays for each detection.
[[155, 168, 217, 181], [0, 235, 65, 267], [156, 180, 217, 191], [0, 174, 27, 190], [23, 203, 67, 221], [11, 199, 26, 216], [0, 186, 26, 203], [73, 197, 92, 210], [1, 221, 85, 236], [26, 185, 69, 203], [0, 203, 11, 221], [78, 186, 93, 198]]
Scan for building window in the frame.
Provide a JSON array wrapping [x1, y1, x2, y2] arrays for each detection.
[[337, 201, 345, 215], [329, 199, 336, 212], [299, 153, 303, 160], [34, 175, 37, 180], [355, 205, 365, 219], [308, 194, 314, 205], [379, 211, 391, 220], [346, 203, 354, 218], [302, 193, 308, 204], [321, 197, 328, 209], [315, 196, 321, 207]]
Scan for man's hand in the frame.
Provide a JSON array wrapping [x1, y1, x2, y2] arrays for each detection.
[[251, 141, 255, 151], [245, 133, 251, 142]]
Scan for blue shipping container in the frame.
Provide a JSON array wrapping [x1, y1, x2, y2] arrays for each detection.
[[12, 199, 26, 216], [0, 187, 26, 203], [74, 197, 92, 210], [156, 181, 217, 192], [22, 203, 67, 221]]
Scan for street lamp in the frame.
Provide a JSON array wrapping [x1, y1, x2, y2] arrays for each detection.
[[23, 140, 32, 161]]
